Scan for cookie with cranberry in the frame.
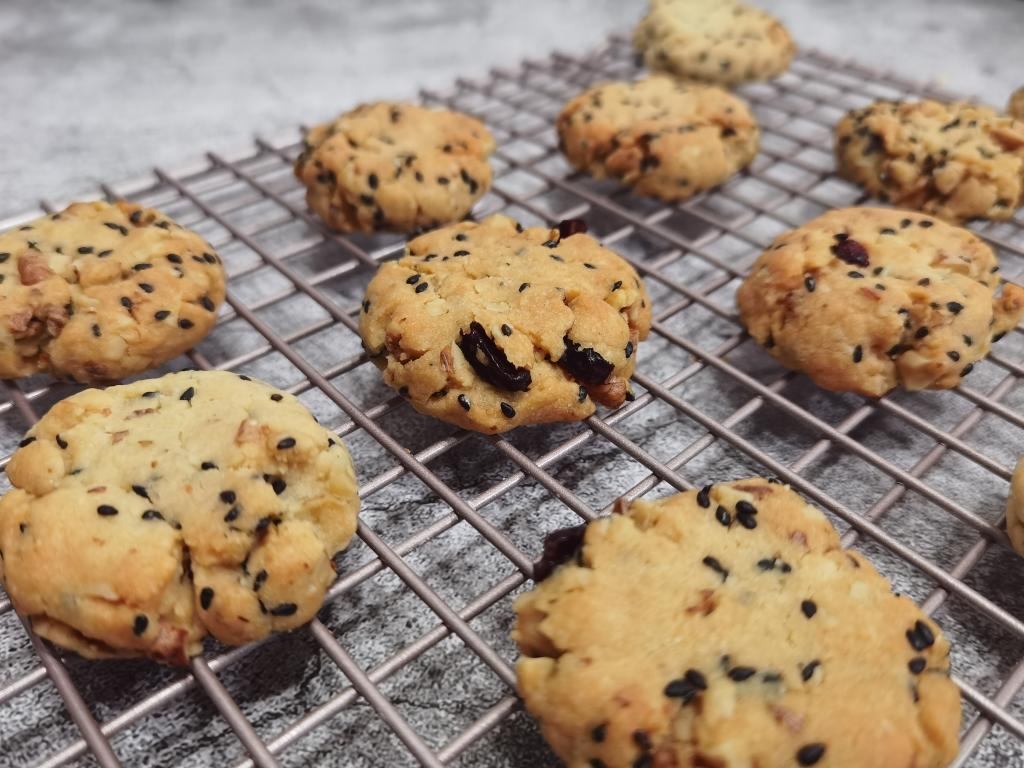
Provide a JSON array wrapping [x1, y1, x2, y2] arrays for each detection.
[[359, 215, 651, 434], [737, 207, 1024, 397], [633, 0, 795, 86], [295, 102, 495, 233], [557, 76, 759, 201], [0, 201, 225, 383], [0, 370, 359, 664], [514, 479, 961, 768], [835, 100, 1024, 222]]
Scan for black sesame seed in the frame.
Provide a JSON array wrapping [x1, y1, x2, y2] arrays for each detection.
[[796, 744, 826, 765], [519, 282, 529, 292], [801, 599, 817, 618], [97, 504, 119, 517], [179, 318, 194, 329], [120, 297, 133, 310], [624, 341, 634, 359], [583, 262, 596, 269], [946, 301, 963, 314], [437, 176, 449, 185], [919, 220, 934, 228], [167, 253, 182, 264], [918, 278, 931, 286], [133, 263, 153, 271], [18, 436, 36, 448], [961, 363, 975, 376], [963, 335, 973, 346], [277, 437, 296, 450], [201, 296, 215, 312], [501, 324, 512, 336], [180, 387, 195, 403], [735, 500, 758, 517], [801, 660, 820, 681], [415, 282, 428, 294], [702, 556, 728, 581], [220, 490, 237, 504], [736, 510, 757, 529], [406, 274, 420, 285], [908, 657, 927, 674], [757, 558, 776, 571], [138, 283, 154, 293], [728, 666, 756, 682], [453, 250, 470, 257], [368, 173, 379, 189], [458, 394, 471, 411], [633, 730, 651, 751], [154, 310, 170, 320], [612, 280, 623, 291], [78, 246, 94, 254], [578, 385, 588, 402], [133, 615, 149, 636], [454, 233, 468, 242], [715, 506, 731, 526], [142, 509, 164, 521], [132, 484, 150, 500], [272, 478, 287, 495], [804, 275, 816, 292], [201, 461, 217, 470], [269, 602, 298, 616], [696, 485, 711, 508], [847, 270, 864, 279], [906, 620, 935, 650], [591, 724, 607, 742], [947, 351, 960, 362], [55, 434, 68, 449], [852, 345, 863, 363], [500, 402, 516, 418], [253, 569, 268, 591], [880, 227, 896, 235], [224, 506, 240, 523], [200, 587, 214, 610]]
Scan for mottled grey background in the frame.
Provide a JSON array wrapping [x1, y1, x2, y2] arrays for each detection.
[[2, 1, 1024, 767]]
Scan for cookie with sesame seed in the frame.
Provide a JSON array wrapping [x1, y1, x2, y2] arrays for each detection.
[[358, 215, 651, 434], [633, 0, 795, 86], [295, 102, 495, 233], [514, 479, 961, 768], [557, 76, 759, 202], [0, 370, 359, 664], [835, 100, 1024, 223], [1009, 87, 1024, 121], [0, 201, 225, 383], [737, 207, 1024, 397]]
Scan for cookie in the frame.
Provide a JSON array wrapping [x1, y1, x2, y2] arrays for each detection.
[[557, 76, 759, 201], [1007, 458, 1024, 554], [737, 207, 1024, 397], [1009, 87, 1024, 120], [0, 201, 225, 383], [358, 215, 651, 434], [0, 370, 359, 664], [633, 0, 795, 86], [295, 102, 495, 233], [514, 479, 961, 768], [835, 99, 1024, 223]]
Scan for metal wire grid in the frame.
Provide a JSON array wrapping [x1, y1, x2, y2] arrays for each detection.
[[1, 31, 1023, 767]]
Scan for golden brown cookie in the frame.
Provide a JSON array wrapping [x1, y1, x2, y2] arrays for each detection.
[[514, 479, 961, 768], [0, 370, 359, 664], [835, 99, 1024, 223], [359, 215, 652, 434], [0, 201, 225, 383], [1007, 458, 1024, 554], [633, 0, 795, 86], [1009, 87, 1024, 120], [557, 76, 759, 201], [737, 207, 1024, 397], [295, 102, 495, 233]]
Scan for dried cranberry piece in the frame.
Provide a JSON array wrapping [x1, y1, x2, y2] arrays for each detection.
[[457, 322, 532, 392], [533, 524, 587, 582], [557, 218, 588, 239], [559, 336, 613, 385], [831, 238, 869, 267]]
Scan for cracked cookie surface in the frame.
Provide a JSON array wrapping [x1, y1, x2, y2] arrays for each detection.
[[295, 102, 495, 233], [0, 370, 359, 664], [633, 0, 795, 86], [0, 201, 225, 383], [557, 76, 759, 202], [737, 207, 1024, 397], [514, 479, 961, 768], [835, 100, 1024, 223], [358, 214, 652, 434]]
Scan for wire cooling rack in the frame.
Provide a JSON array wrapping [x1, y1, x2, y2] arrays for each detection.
[[2, 31, 1024, 768]]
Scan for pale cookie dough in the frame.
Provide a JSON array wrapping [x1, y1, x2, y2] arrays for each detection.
[[737, 207, 1024, 397], [835, 99, 1024, 223], [0, 370, 359, 664], [0, 201, 225, 383], [557, 76, 759, 201], [295, 102, 495, 233], [633, 0, 795, 86], [359, 215, 652, 434], [514, 479, 961, 768]]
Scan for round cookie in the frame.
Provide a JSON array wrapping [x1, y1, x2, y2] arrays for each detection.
[[557, 76, 759, 201], [358, 215, 652, 434], [1009, 87, 1024, 121], [0, 370, 359, 664], [633, 0, 795, 86], [0, 201, 225, 383], [737, 207, 1024, 397], [1007, 458, 1024, 554], [514, 479, 961, 768], [835, 99, 1024, 223], [295, 102, 495, 233]]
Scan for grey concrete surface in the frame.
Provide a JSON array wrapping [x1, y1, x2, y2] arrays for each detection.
[[1, 0, 1023, 217]]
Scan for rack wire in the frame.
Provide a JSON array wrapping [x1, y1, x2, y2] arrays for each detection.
[[2, 31, 1024, 767]]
